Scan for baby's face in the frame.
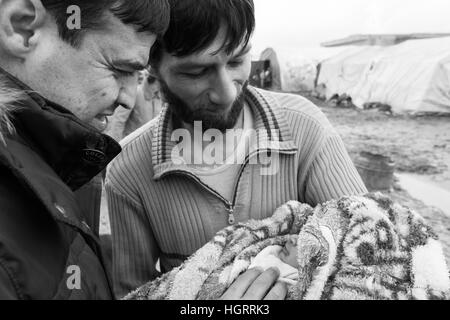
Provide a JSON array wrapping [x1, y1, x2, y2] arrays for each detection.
[[279, 236, 299, 268]]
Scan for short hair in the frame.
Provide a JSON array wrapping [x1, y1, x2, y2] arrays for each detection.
[[41, 0, 170, 47], [150, 0, 255, 66]]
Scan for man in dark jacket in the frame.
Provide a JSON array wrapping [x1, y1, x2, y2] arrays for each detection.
[[0, 0, 170, 300], [0, 0, 287, 300]]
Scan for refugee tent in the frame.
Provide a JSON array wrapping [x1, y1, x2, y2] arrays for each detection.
[[259, 47, 346, 92], [317, 37, 450, 114], [259, 48, 282, 91], [317, 46, 385, 98], [351, 37, 450, 114]]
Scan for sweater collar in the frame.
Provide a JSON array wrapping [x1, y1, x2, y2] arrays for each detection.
[[151, 86, 298, 179], [0, 67, 121, 191]]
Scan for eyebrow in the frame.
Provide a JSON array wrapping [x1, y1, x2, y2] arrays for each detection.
[[174, 62, 214, 70], [175, 45, 253, 70], [113, 59, 147, 71]]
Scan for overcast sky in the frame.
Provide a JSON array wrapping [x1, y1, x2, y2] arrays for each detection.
[[252, 0, 450, 53]]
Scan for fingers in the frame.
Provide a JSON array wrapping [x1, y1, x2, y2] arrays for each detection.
[[242, 267, 281, 300], [221, 268, 264, 300], [264, 281, 288, 300], [221, 267, 286, 300]]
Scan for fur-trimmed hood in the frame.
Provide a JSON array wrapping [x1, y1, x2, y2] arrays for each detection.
[[0, 75, 22, 144], [0, 70, 122, 191]]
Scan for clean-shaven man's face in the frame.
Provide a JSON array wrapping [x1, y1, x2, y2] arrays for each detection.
[[0, 2, 156, 132], [156, 25, 253, 132]]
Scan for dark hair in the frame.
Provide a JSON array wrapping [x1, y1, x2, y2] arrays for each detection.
[[150, 0, 255, 66], [41, 0, 170, 47]]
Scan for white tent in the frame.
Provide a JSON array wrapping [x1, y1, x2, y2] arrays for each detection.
[[317, 46, 385, 97], [318, 37, 450, 114], [259, 47, 347, 92]]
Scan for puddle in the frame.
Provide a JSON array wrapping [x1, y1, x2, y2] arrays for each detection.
[[397, 173, 450, 217]]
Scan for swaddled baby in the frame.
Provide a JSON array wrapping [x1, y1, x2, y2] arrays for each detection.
[[125, 193, 450, 300], [249, 235, 299, 286]]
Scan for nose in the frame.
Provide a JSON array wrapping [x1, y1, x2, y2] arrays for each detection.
[[208, 69, 237, 106], [288, 236, 297, 246], [117, 73, 139, 110]]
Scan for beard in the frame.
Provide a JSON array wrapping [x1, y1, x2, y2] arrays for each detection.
[[159, 79, 249, 132]]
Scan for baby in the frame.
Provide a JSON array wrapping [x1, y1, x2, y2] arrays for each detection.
[[249, 235, 299, 286]]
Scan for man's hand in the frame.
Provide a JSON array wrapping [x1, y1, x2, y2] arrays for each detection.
[[220, 267, 287, 300]]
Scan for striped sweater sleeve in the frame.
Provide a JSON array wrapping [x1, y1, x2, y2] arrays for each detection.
[[105, 183, 161, 299], [305, 132, 368, 206]]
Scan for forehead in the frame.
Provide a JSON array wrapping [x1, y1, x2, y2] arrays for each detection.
[[85, 14, 155, 66], [163, 26, 250, 68]]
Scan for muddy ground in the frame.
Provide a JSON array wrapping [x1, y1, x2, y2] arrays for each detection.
[[312, 98, 450, 187], [305, 95, 450, 264]]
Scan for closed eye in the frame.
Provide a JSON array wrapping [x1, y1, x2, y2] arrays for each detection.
[[180, 69, 208, 78], [114, 69, 136, 77], [228, 60, 244, 68]]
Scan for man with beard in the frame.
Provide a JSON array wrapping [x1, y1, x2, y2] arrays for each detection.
[[106, 0, 367, 299], [0, 0, 170, 299]]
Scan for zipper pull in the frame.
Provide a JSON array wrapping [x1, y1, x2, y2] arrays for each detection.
[[227, 207, 236, 225]]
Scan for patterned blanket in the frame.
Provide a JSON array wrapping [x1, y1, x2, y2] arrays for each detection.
[[125, 193, 450, 300]]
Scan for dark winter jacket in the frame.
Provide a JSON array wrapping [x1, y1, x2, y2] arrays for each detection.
[[0, 69, 121, 299]]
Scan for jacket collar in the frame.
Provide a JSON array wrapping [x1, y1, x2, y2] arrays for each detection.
[[0, 67, 121, 191], [151, 86, 298, 179]]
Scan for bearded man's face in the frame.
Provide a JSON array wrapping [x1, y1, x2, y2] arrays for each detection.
[[155, 25, 252, 132]]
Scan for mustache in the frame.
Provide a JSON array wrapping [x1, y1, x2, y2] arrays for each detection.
[[195, 83, 249, 111], [159, 79, 249, 132], [160, 79, 249, 107]]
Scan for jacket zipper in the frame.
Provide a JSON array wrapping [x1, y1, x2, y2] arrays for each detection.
[[160, 148, 295, 225], [162, 169, 237, 225]]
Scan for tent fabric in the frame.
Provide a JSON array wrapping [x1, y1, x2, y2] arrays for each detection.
[[318, 37, 450, 114], [317, 46, 385, 98], [260, 47, 346, 92], [260, 48, 282, 91]]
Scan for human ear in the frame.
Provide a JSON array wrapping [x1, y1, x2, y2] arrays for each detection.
[[0, 0, 46, 58]]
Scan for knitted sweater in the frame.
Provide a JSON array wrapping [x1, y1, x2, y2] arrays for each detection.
[[105, 86, 367, 298]]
